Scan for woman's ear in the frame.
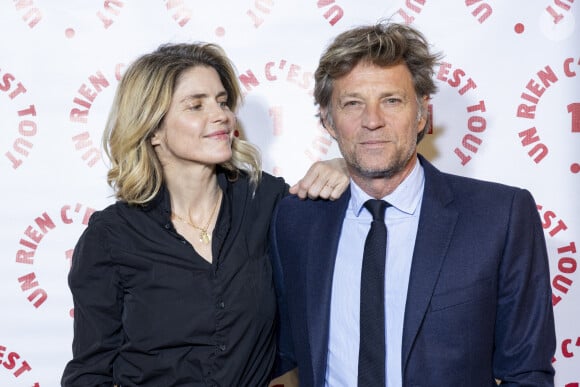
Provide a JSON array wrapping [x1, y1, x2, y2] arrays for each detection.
[[150, 129, 161, 146]]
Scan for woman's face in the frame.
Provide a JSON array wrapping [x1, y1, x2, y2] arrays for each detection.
[[151, 65, 235, 169]]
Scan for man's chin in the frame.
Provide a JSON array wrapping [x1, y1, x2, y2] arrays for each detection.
[[356, 166, 397, 179]]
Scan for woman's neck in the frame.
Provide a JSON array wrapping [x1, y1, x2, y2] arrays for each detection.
[[164, 164, 221, 223]]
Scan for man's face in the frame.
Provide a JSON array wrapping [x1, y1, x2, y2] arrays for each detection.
[[323, 61, 427, 183]]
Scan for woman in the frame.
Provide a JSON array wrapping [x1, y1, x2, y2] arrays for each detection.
[[61, 42, 347, 386]]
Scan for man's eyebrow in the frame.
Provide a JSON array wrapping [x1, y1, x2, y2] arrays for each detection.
[[338, 90, 404, 98]]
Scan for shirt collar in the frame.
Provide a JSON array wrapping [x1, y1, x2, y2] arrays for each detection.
[[350, 159, 425, 217]]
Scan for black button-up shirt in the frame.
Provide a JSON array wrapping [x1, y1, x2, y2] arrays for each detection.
[[62, 171, 287, 386]]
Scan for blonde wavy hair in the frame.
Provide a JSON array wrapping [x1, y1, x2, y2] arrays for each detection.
[[103, 43, 261, 205]]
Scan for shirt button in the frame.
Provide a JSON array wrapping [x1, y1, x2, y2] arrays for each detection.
[[217, 301, 225, 309], [219, 344, 226, 351]]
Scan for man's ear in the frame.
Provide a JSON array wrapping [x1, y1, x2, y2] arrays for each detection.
[[320, 108, 336, 139], [417, 95, 429, 133]]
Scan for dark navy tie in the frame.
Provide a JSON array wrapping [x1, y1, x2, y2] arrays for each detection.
[[358, 199, 389, 386]]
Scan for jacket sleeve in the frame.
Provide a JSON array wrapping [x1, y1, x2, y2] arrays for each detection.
[[61, 214, 123, 386], [493, 189, 556, 386], [269, 202, 298, 378]]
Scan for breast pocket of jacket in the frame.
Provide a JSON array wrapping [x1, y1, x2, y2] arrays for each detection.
[[429, 277, 495, 313]]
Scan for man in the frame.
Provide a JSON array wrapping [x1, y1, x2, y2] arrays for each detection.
[[270, 22, 555, 386]]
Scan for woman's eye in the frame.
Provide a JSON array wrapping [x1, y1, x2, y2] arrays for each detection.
[[186, 103, 202, 110]]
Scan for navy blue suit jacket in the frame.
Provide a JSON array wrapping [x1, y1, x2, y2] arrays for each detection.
[[270, 155, 555, 386]]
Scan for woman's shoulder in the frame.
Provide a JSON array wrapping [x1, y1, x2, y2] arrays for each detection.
[[259, 171, 287, 189], [252, 172, 288, 202], [87, 200, 141, 228], [225, 170, 287, 195]]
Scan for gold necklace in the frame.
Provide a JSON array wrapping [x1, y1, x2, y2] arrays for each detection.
[[172, 192, 221, 245]]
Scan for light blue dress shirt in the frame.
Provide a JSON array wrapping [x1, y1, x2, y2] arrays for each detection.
[[325, 161, 424, 387]]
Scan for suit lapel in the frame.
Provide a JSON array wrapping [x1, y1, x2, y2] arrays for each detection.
[[305, 191, 351, 385], [401, 156, 458, 373]]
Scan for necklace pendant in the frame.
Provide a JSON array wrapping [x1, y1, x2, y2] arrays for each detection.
[[199, 230, 211, 245]]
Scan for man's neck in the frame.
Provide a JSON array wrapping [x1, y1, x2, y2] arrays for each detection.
[[350, 155, 418, 199]]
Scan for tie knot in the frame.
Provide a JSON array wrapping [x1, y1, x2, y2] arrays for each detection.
[[364, 199, 389, 221]]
